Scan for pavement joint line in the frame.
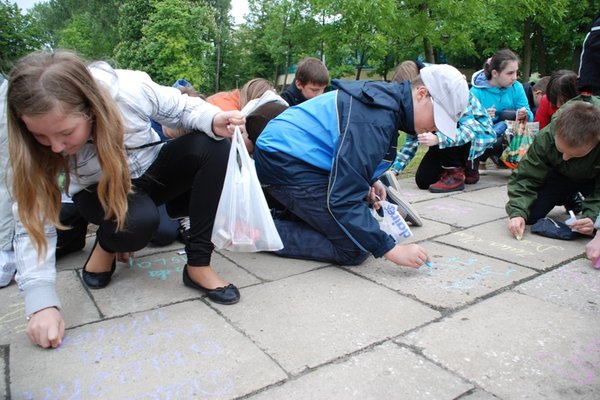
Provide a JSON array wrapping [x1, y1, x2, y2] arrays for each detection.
[[61, 296, 210, 333], [1, 345, 9, 400], [213, 249, 269, 283], [453, 388, 484, 399], [393, 341, 485, 397], [200, 296, 292, 378], [76, 269, 107, 319], [215, 249, 336, 283]]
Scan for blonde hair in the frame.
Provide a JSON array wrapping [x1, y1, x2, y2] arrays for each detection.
[[392, 61, 420, 83], [7, 51, 131, 255], [239, 78, 274, 109]]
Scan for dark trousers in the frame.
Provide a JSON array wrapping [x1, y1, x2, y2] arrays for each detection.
[[56, 202, 88, 258], [415, 143, 471, 189], [526, 171, 595, 224], [267, 184, 369, 266], [71, 133, 229, 266]]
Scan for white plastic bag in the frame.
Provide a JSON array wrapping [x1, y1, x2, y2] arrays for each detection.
[[371, 200, 413, 243], [211, 127, 283, 252]]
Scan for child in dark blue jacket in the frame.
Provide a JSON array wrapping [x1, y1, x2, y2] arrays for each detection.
[[254, 65, 469, 268]]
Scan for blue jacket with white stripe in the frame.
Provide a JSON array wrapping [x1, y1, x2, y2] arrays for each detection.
[[254, 79, 415, 257]]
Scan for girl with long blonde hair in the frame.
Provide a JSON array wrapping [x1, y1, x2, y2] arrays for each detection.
[[8, 51, 245, 349]]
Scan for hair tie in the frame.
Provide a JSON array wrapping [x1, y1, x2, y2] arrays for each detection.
[[486, 57, 492, 65]]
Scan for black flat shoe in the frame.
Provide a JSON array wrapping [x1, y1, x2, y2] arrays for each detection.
[[82, 239, 116, 289], [182, 264, 240, 305]]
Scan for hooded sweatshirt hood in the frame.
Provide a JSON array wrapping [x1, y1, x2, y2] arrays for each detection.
[[471, 69, 494, 89], [332, 79, 415, 134]]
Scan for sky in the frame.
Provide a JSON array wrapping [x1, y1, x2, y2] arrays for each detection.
[[14, 0, 250, 24]]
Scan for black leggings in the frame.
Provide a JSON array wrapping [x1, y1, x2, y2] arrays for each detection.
[[72, 133, 230, 266], [415, 143, 471, 189]]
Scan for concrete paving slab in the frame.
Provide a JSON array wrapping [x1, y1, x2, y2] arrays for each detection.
[[435, 220, 587, 269], [399, 292, 600, 399], [0, 270, 98, 345], [215, 267, 440, 375], [217, 249, 328, 281], [0, 284, 25, 345], [0, 345, 7, 399], [468, 170, 511, 188], [515, 258, 600, 315], [452, 185, 508, 209], [10, 302, 287, 399], [404, 218, 453, 243], [396, 174, 508, 204], [55, 270, 99, 327], [477, 166, 513, 180], [89, 251, 259, 318], [351, 242, 536, 309], [396, 177, 454, 203], [247, 342, 473, 400], [417, 197, 507, 228]]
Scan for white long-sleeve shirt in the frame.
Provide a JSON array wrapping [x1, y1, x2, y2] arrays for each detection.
[[14, 63, 223, 317]]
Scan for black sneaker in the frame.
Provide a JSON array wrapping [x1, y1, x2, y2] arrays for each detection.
[[563, 192, 584, 215]]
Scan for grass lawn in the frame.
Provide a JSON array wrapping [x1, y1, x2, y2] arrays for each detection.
[[396, 133, 426, 179]]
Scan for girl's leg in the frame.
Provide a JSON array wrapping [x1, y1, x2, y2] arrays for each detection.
[[135, 133, 231, 290], [73, 187, 160, 273]]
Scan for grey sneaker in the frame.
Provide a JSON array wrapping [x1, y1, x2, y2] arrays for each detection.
[[379, 170, 402, 193], [386, 187, 423, 227]]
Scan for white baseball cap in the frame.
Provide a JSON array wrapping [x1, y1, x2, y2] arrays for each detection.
[[420, 64, 469, 140]]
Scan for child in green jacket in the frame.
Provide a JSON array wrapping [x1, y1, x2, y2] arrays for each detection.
[[506, 97, 600, 240]]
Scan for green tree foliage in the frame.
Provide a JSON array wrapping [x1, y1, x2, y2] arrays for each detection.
[[0, 0, 47, 74], [240, 0, 324, 88], [3, 0, 597, 88], [321, 0, 397, 79], [30, 0, 122, 60], [115, 0, 217, 92]]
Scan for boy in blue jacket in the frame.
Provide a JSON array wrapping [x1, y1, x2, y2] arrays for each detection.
[[254, 65, 469, 268]]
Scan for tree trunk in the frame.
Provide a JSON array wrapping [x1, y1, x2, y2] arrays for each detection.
[[522, 17, 533, 83], [355, 49, 366, 80], [420, 2, 435, 63], [283, 41, 292, 87], [534, 23, 546, 75], [214, 40, 221, 92], [320, 13, 325, 60], [423, 37, 435, 63]]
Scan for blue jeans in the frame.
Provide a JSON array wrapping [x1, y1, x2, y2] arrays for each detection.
[[267, 184, 369, 266]]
